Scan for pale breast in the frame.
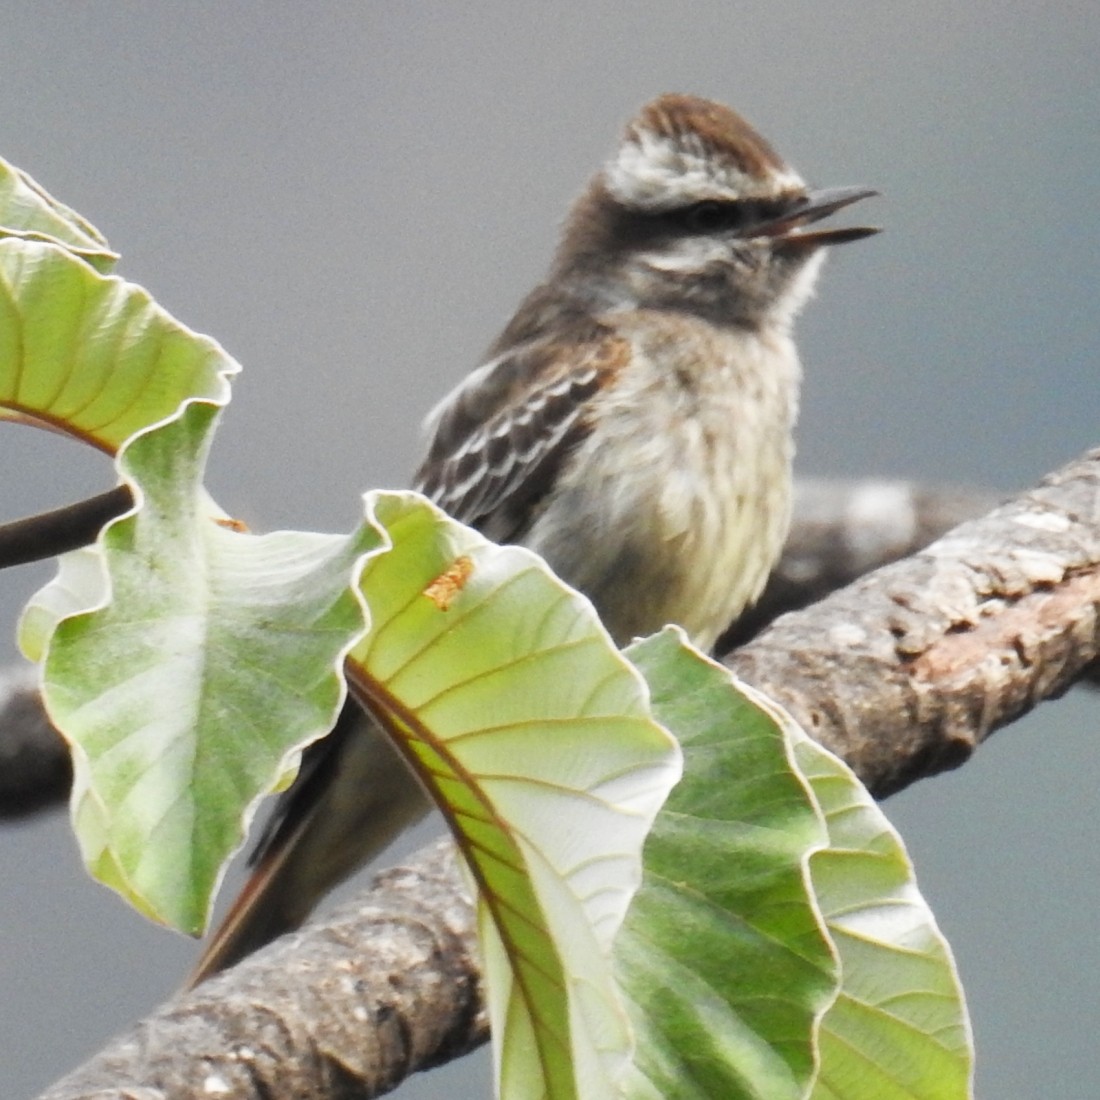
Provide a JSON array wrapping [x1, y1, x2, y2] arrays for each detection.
[[522, 312, 800, 651]]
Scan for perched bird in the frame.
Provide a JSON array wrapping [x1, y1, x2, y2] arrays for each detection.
[[188, 93, 878, 985]]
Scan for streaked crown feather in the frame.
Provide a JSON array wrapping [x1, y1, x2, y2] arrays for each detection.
[[605, 93, 805, 210]]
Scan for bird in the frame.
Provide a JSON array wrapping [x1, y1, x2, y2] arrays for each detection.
[[187, 93, 878, 986]]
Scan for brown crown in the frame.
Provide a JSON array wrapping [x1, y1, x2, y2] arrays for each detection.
[[626, 94, 788, 179]]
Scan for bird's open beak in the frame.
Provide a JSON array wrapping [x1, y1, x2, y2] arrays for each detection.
[[756, 185, 880, 248]]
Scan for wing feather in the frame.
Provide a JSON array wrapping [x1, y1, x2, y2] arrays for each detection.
[[414, 326, 629, 541]]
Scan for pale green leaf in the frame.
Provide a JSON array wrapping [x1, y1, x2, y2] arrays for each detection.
[[618, 632, 837, 1100], [0, 158, 117, 271], [347, 494, 683, 1100], [24, 399, 382, 932], [784, 713, 975, 1099], [0, 228, 385, 932], [0, 237, 226, 448]]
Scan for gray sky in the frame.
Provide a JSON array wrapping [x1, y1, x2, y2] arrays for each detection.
[[1, 4, 1098, 1097]]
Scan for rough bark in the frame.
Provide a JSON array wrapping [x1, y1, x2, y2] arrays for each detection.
[[729, 452, 1100, 795], [37, 841, 485, 1100]]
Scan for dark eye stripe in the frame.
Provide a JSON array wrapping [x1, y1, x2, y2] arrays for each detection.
[[669, 198, 795, 236], [675, 200, 746, 233]]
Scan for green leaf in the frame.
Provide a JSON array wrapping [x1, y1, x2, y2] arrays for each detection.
[[618, 632, 837, 1100], [0, 237, 225, 447], [22, 399, 382, 933], [616, 638, 972, 1099], [788, 724, 974, 1099], [0, 229, 384, 933], [0, 159, 117, 271], [347, 494, 683, 1100]]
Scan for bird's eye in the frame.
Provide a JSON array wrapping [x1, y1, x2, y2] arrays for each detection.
[[677, 200, 745, 234]]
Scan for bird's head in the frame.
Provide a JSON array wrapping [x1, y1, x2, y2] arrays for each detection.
[[556, 94, 879, 330]]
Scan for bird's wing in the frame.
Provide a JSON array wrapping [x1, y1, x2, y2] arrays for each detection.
[[413, 324, 630, 542]]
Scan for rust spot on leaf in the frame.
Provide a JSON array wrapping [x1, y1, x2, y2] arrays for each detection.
[[423, 556, 475, 610], [214, 516, 250, 533]]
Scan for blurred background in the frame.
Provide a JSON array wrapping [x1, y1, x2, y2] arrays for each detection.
[[1, 4, 1097, 1097]]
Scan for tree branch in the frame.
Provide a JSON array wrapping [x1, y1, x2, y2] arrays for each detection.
[[0, 485, 132, 569], [721, 478, 1003, 648], [0, 664, 70, 817], [27, 452, 1100, 1098], [729, 450, 1100, 796], [37, 840, 485, 1100]]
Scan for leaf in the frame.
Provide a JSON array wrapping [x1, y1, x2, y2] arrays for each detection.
[[1, 159, 969, 1100], [346, 494, 683, 1100], [617, 639, 971, 1099], [22, 398, 383, 932], [785, 721, 975, 1100], [0, 159, 117, 271], [0, 230, 382, 933], [0, 237, 227, 446], [618, 632, 837, 1100]]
